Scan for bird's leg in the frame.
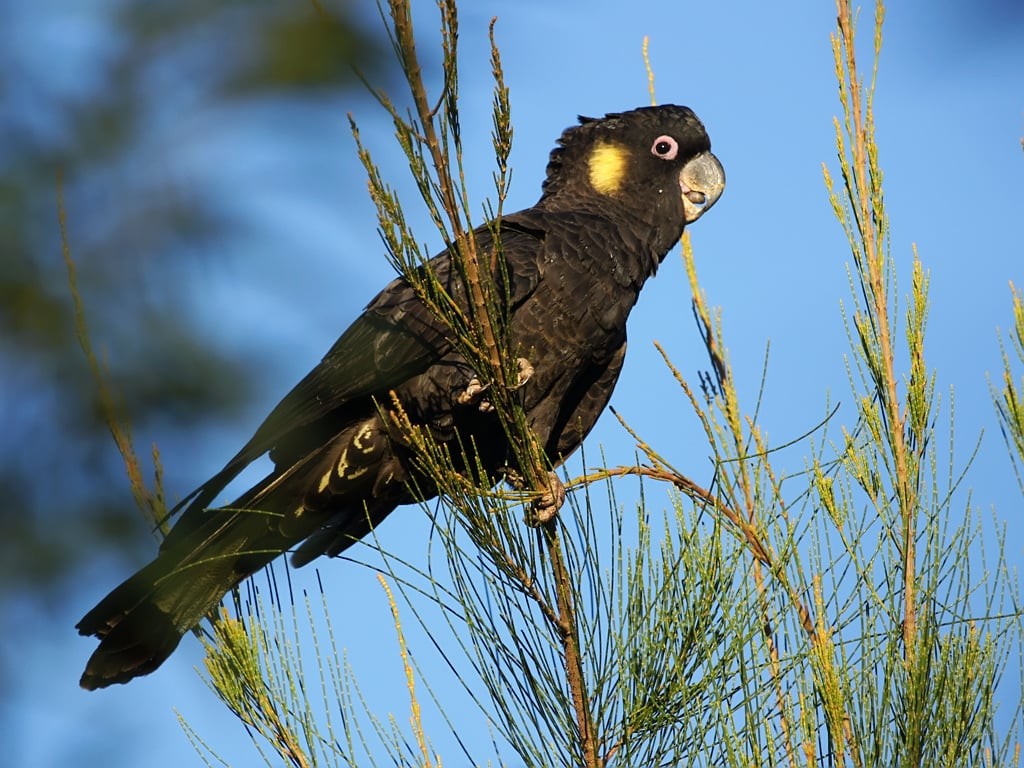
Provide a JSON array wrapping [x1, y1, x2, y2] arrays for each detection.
[[504, 467, 566, 526], [456, 357, 534, 413]]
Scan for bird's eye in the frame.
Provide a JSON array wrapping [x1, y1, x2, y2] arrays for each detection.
[[651, 135, 678, 160]]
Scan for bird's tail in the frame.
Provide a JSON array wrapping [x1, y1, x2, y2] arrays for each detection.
[[78, 415, 406, 689], [75, 495, 297, 690]]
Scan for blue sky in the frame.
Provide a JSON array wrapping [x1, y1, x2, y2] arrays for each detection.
[[10, 1, 1024, 766]]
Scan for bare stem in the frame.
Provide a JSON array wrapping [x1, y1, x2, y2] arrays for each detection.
[[540, 519, 599, 768]]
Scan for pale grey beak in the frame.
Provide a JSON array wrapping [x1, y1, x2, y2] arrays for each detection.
[[679, 151, 725, 223]]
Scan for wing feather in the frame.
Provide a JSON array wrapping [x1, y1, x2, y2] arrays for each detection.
[[168, 215, 547, 521]]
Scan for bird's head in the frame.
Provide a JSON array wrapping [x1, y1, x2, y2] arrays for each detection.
[[540, 105, 725, 238]]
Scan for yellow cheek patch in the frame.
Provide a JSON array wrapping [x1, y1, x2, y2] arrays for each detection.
[[587, 142, 628, 195]]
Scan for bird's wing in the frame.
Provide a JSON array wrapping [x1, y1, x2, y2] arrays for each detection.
[[168, 215, 547, 520]]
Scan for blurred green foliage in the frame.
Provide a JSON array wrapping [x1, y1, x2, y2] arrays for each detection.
[[0, 0, 386, 597]]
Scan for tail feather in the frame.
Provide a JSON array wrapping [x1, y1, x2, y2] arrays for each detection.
[[77, 595, 186, 690], [78, 415, 404, 689], [76, 505, 290, 690]]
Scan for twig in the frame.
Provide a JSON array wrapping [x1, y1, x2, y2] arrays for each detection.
[[388, 0, 506, 393], [540, 519, 598, 767], [58, 173, 163, 531], [834, 0, 916, 660]]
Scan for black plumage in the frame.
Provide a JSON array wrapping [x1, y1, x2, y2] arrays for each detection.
[[76, 104, 724, 689]]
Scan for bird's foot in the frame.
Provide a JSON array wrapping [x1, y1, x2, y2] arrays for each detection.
[[512, 357, 535, 389], [505, 468, 566, 526], [456, 377, 494, 412], [456, 358, 534, 413], [529, 471, 566, 525]]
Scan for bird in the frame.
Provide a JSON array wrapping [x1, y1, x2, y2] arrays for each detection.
[[76, 104, 725, 690]]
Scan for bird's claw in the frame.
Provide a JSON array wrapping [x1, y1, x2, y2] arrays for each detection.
[[512, 357, 534, 389], [528, 472, 566, 525], [456, 377, 494, 412], [505, 468, 565, 526], [456, 357, 534, 413]]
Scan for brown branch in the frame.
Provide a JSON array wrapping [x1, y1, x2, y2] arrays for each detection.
[[573, 466, 773, 570], [540, 518, 599, 768], [388, 0, 506, 393], [835, 0, 915, 661], [58, 174, 163, 532], [573, 464, 827, 644]]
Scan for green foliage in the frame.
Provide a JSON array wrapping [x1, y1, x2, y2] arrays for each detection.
[[6, 0, 387, 595], [994, 282, 1024, 493]]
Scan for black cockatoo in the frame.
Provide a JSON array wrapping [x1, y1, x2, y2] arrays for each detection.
[[77, 104, 724, 689]]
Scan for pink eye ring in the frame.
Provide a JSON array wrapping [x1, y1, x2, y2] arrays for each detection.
[[651, 135, 678, 160]]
